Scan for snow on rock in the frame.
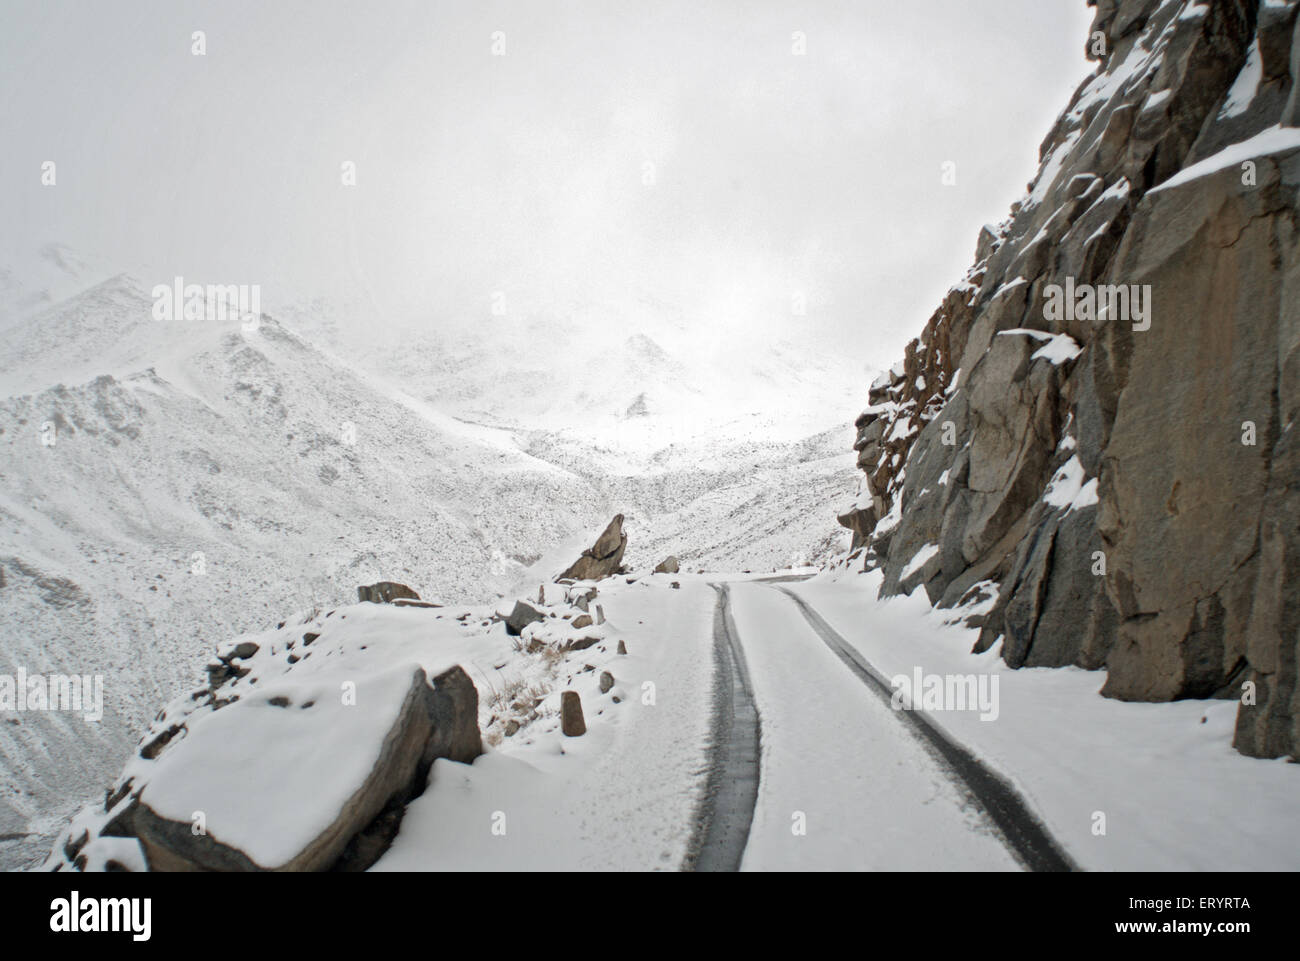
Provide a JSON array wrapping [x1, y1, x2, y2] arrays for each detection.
[[134, 661, 479, 871], [1042, 455, 1099, 513], [994, 328, 1082, 364], [1219, 36, 1262, 119], [1151, 124, 1300, 194], [901, 543, 940, 581], [47, 601, 486, 872]]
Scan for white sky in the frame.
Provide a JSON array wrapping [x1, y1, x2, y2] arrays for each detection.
[[1, 0, 1095, 374]]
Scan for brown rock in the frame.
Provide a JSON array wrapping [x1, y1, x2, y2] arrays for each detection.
[[357, 582, 420, 604], [557, 515, 628, 581], [560, 691, 586, 737]]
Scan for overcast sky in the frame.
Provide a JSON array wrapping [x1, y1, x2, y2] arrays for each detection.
[[1, 0, 1095, 371]]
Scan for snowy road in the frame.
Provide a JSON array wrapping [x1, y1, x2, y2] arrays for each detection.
[[371, 573, 1077, 871], [689, 579, 1073, 871]]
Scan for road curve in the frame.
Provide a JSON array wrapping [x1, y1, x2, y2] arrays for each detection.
[[774, 585, 1078, 873], [683, 583, 762, 872]]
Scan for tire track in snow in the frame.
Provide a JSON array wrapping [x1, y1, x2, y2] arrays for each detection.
[[684, 583, 761, 871], [773, 585, 1078, 873]]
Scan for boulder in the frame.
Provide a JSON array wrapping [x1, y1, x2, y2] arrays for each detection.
[[357, 582, 420, 604], [557, 515, 628, 581], [653, 556, 680, 574], [130, 665, 481, 871], [505, 600, 546, 636]]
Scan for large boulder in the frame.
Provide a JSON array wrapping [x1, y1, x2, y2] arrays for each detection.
[[557, 515, 628, 581], [128, 664, 481, 871]]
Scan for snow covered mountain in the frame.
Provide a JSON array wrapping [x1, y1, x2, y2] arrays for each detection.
[[0, 267, 858, 868]]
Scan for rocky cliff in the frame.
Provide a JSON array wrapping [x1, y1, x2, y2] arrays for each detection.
[[840, 0, 1300, 759]]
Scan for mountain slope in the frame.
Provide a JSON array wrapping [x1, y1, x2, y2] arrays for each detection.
[[0, 276, 617, 867], [0, 270, 859, 867]]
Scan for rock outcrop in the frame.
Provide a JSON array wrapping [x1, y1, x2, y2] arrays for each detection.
[[840, 0, 1300, 759], [557, 514, 628, 581]]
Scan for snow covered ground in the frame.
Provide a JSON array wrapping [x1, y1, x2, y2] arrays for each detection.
[[42, 564, 1299, 872], [789, 571, 1300, 872]]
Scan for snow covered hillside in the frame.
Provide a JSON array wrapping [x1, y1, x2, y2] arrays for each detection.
[[0, 265, 859, 869]]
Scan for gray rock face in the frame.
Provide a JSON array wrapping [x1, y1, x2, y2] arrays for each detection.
[[557, 515, 628, 581], [841, 0, 1300, 758]]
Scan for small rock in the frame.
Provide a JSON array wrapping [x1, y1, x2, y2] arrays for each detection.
[[599, 671, 614, 694], [356, 582, 421, 604], [504, 719, 520, 736], [617, 640, 627, 655], [654, 556, 680, 574], [561, 691, 586, 737], [595, 604, 605, 625], [571, 613, 594, 629]]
